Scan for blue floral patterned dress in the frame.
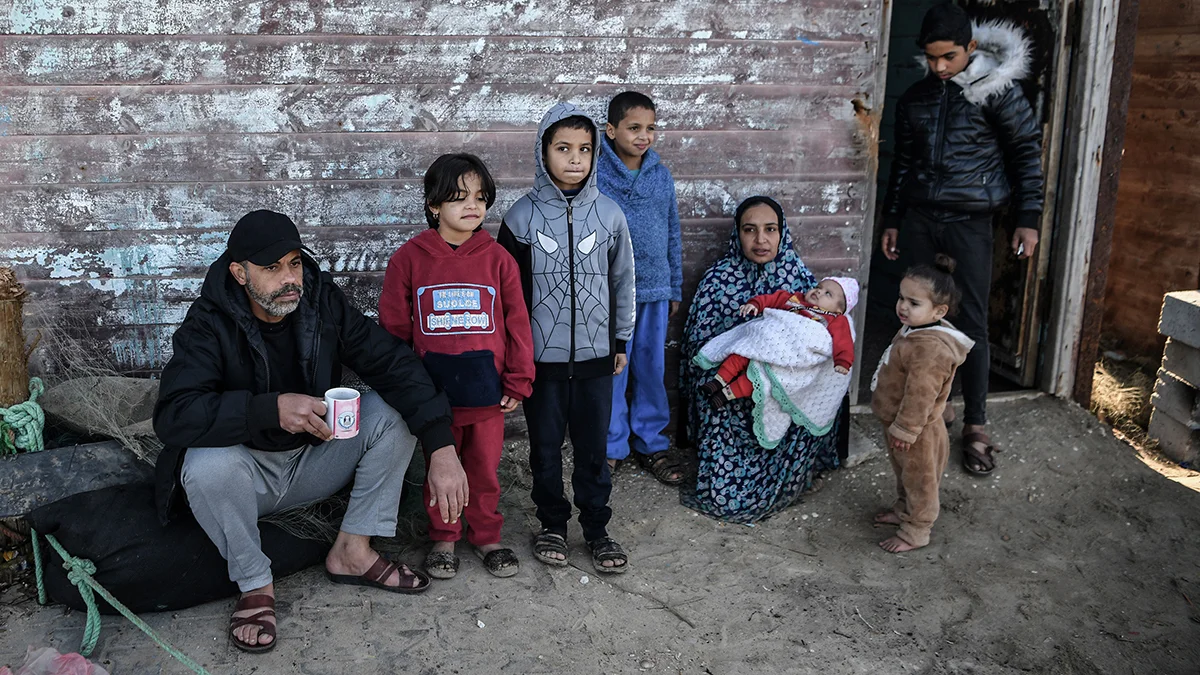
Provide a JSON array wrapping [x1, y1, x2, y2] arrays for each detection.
[[679, 201, 840, 523]]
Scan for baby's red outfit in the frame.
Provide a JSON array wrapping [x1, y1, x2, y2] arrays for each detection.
[[714, 289, 854, 399], [379, 229, 535, 547]]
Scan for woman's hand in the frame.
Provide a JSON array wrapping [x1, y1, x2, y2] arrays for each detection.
[[887, 434, 911, 452], [834, 365, 849, 375], [499, 395, 519, 413], [739, 303, 759, 317]]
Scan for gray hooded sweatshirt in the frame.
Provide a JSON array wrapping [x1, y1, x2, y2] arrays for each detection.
[[498, 102, 636, 379]]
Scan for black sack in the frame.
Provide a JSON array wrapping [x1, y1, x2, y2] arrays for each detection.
[[28, 482, 330, 614]]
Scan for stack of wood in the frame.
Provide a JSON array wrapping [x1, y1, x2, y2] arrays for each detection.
[[1149, 291, 1200, 464], [0, 267, 28, 408]]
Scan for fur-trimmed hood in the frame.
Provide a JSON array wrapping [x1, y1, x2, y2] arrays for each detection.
[[919, 20, 1033, 106]]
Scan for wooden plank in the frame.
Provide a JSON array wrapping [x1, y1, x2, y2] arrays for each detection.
[[0, 83, 864, 136], [0, 129, 867, 185], [1041, 0, 1120, 398], [1134, 30, 1200, 58], [1074, 0, 1139, 406], [1, 0, 880, 40], [0, 180, 868, 234], [1133, 1, 1200, 30], [1, 35, 873, 87], [1127, 64, 1200, 107], [4, 214, 861, 280]]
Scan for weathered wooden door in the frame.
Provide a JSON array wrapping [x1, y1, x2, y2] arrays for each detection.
[[964, 0, 1064, 388]]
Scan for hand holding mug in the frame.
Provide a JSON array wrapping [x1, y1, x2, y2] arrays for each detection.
[[278, 394, 333, 440]]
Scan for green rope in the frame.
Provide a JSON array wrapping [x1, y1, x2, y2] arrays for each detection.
[[31, 528, 211, 674], [0, 377, 45, 455]]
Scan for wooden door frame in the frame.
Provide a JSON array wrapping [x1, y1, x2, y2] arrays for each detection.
[[849, 0, 896, 406], [1042, 0, 1122, 398], [852, 0, 1122, 405]]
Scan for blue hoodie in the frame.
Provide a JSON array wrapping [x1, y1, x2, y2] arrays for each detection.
[[596, 138, 682, 303]]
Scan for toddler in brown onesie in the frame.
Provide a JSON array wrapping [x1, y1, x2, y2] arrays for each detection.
[[870, 255, 974, 553]]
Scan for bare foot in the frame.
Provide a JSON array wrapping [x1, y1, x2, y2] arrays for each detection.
[[879, 536, 922, 554], [231, 584, 275, 648], [477, 542, 504, 555], [326, 533, 424, 589], [430, 540, 455, 555], [873, 511, 902, 526]]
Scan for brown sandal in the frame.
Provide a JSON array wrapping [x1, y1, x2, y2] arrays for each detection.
[[326, 555, 431, 594], [962, 432, 999, 476], [475, 547, 520, 578], [635, 451, 685, 486], [230, 593, 277, 654]]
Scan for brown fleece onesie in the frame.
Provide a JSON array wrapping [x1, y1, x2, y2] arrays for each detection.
[[870, 322, 974, 547]]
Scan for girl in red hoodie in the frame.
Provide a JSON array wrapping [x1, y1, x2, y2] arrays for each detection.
[[379, 154, 535, 579]]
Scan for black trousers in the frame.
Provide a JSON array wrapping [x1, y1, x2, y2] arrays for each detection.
[[523, 374, 613, 542], [898, 209, 994, 426]]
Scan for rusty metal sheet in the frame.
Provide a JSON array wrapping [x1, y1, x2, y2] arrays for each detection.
[[0, 84, 865, 136], [0, 0, 884, 375], [4, 208, 863, 278], [0, 130, 867, 185], [3, 35, 874, 87], [2, 0, 881, 40], [0, 177, 867, 234]]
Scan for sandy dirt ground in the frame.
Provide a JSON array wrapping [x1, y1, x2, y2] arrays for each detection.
[[4, 396, 1200, 674]]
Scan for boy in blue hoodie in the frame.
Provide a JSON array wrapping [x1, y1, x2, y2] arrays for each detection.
[[498, 103, 636, 574], [597, 91, 684, 485]]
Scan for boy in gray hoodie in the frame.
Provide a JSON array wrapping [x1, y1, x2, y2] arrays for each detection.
[[498, 103, 636, 574]]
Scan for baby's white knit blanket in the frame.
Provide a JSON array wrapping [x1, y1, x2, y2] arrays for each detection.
[[697, 308, 851, 448]]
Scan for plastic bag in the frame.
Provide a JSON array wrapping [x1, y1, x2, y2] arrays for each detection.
[[0, 647, 110, 675]]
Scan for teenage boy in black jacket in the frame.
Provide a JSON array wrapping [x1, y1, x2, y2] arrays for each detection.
[[880, 3, 1044, 477], [153, 210, 468, 653]]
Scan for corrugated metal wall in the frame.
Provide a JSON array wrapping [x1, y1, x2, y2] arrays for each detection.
[[0, 0, 884, 378]]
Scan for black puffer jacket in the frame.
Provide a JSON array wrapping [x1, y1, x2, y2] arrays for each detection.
[[152, 252, 454, 523], [883, 20, 1044, 230]]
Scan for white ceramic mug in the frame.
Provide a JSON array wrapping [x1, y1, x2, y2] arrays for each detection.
[[323, 387, 361, 439]]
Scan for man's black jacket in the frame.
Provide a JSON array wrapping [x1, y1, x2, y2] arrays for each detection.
[[882, 73, 1044, 231], [152, 252, 454, 523]]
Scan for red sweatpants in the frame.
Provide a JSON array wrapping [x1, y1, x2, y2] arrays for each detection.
[[716, 354, 755, 399], [424, 410, 506, 546]]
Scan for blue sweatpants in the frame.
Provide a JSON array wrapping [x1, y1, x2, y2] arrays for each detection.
[[608, 300, 671, 460]]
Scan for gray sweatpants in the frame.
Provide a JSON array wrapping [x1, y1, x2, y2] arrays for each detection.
[[181, 391, 416, 591]]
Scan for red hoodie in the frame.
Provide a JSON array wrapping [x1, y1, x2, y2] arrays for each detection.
[[379, 229, 535, 417]]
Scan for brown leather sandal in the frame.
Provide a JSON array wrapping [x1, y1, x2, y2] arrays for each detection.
[[962, 432, 1000, 476], [326, 555, 431, 594], [635, 451, 685, 486], [230, 593, 277, 654]]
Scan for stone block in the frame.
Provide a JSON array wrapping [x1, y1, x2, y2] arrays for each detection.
[[1149, 409, 1200, 465], [1162, 339, 1200, 390], [1152, 369, 1200, 426], [1158, 290, 1200, 349]]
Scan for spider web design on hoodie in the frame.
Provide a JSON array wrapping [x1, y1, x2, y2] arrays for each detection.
[[528, 198, 612, 362]]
